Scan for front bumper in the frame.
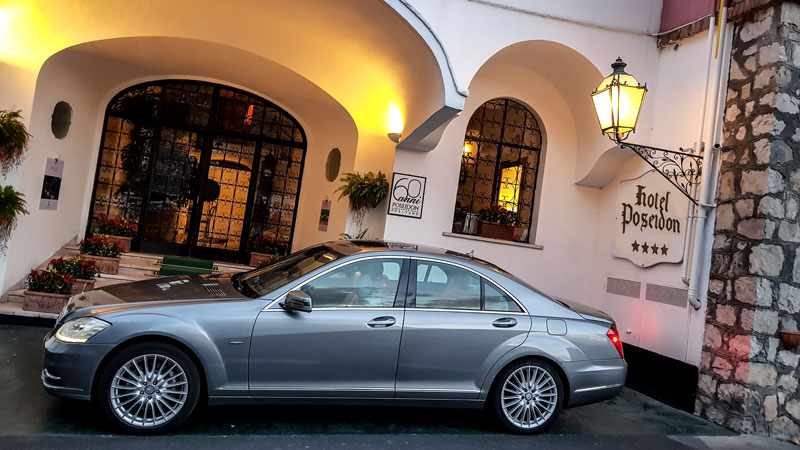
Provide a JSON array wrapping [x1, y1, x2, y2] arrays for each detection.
[[41, 329, 115, 401]]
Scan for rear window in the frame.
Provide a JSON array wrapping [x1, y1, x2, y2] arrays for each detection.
[[413, 260, 522, 312]]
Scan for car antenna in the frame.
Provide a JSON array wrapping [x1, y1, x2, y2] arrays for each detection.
[[466, 249, 475, 259]]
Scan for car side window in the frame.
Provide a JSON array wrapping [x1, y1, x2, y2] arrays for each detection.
[[301, 258, 403, 308], [415, 261, 481, 310], [483, 280, 522, 312]]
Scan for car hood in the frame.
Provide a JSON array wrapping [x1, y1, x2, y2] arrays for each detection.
[[554, 297, 615, 325], [62, 274, 248, 318]]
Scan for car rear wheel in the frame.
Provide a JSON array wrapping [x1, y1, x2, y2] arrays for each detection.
[[97, 342, 201, 434], [490, 359, 563, 434]]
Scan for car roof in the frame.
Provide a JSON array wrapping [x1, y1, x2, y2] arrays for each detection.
[[322, 240, 509, 274]]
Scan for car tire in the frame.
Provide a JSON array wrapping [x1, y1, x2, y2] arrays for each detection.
[[97, 342, 201, 434], [490, 359, 564, 434]]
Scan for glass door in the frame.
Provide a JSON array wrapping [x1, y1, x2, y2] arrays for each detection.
[[139, 127, 202, 255], [190, 135, 258, 260]]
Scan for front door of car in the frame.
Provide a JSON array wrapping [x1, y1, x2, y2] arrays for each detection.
[[249, 256, 408, 398], [395, 259, 531, 399]]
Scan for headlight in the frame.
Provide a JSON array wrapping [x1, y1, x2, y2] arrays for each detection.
[[55, 317, 110, 343]]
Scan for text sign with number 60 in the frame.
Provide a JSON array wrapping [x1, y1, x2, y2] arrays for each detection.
[[388, 172, 426, 219]]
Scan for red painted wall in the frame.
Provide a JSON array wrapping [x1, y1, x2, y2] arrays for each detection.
[[660, 0, 717, 32]]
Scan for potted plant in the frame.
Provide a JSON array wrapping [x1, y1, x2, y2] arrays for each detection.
[[0, 184, 28, 254], [49, 256, 99, 294], [780, 330, 800, 350], [23, 269, 74, 314], [79, 236, 123, 274], [334, 171, 389, 230], [94, 214, 138, 252], [477, 203, 518, 241], [0, 110, 31, 176], [248, 235, 289, 267]]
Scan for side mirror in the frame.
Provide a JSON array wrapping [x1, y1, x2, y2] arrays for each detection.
[[281, 290, 312, 313]]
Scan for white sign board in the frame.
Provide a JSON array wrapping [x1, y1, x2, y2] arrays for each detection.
[[613, 170, 688, 267], [387, 172, 426, 219], [39, 157, 65, 211]]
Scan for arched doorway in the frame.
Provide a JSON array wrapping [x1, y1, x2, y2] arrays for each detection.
[[88, 80, 307, 262]]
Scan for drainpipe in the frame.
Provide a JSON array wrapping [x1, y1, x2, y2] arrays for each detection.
[[687, 6, 730, 309], [681, 15, 717, 286]]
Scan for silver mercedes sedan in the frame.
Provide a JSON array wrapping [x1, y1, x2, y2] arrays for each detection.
[[42, 240, 626, 434]]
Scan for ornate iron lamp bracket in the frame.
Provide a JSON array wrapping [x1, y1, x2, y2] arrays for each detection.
[[618, 141, 703, 205]]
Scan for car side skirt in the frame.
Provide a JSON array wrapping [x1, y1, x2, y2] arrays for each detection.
[[207, 396, 486, 409]]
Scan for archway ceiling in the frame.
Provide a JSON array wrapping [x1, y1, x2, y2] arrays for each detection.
[[0, 0, 465, 150]]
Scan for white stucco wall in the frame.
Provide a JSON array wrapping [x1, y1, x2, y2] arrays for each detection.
[[1, 37, 360, 292], [387, 2, 716, 366]]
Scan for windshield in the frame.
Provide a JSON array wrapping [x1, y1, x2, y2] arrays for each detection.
[[233, 245, 345, 298]]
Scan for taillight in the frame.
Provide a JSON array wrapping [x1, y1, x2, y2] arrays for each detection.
[[607, 325, 624, 359]]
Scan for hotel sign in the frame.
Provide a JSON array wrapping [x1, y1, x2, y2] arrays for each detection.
[[388, 172, 426, 219], [614, 170, 687, 267]]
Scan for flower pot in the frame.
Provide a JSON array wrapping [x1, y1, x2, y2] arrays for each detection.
[[249, 252, 281, 267], [96, 234, 132, 252], [23, 290, 71, 314], [477, 221, 516, 241], [80, 254, 120, 275], [71, 278, 96, 294], [780, 331, 800, 350]]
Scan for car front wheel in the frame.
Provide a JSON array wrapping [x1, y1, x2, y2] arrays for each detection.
[[97, 342, 201, 434], [490, 359, 563, 434]]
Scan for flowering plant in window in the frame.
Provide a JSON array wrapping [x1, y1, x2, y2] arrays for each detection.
[[49, 256, 98, 280], [79, 236, 123, 258], [248, 235, 289, 256], [26, 269, 74, 295], [478, 203, 517, 226], [96, 214, 138, 237]]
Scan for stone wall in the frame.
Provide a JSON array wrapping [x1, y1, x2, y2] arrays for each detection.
[[697, 2, 800, 439]]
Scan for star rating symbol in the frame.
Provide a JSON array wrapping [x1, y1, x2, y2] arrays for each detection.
[[630, 241, 670, 256]]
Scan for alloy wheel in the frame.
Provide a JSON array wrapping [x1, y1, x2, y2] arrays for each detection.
[[500, 365, 558, 430], [109, 354, 189, 428]]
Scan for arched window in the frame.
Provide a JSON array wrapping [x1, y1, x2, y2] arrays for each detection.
[[452, 98, 543, 243], [88, 80, 306, 261]]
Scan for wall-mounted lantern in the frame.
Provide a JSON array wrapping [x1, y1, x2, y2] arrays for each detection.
[[591, 58, 705, 205], [591, 58, 647, 143], [387, 104, 404, 144]]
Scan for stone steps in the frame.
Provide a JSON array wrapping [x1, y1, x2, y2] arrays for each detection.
[[0, 301, 57, 320], [1, 245, 253, 317]]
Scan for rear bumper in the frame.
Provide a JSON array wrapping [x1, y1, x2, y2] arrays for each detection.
[[41, 330, 114, 401], [563, 358, 627, 408]]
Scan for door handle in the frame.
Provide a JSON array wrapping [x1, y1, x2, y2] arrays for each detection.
[[367, 316, 396, 328], [492, 317, 517, 328]]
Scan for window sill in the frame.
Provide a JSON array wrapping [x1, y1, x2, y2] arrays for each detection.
[[442, 232, 544, 250]]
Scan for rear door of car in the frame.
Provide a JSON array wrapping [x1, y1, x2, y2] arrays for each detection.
[[394, 258, 531, 399]]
